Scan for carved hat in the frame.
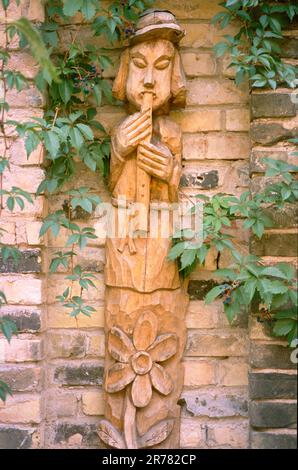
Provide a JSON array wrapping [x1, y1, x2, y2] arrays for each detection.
[[129, 9, 185, 45]]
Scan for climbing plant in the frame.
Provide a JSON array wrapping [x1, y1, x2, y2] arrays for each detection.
[[0, 0, 153, 400], [212, 0, 297, 88], [169, 0, 298, 346]]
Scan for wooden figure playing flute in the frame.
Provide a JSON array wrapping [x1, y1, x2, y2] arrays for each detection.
[[99, 10, 189, 449]]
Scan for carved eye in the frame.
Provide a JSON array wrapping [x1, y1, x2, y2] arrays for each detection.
[[132, 58, 147, 69], [155, 59, 171, 70]]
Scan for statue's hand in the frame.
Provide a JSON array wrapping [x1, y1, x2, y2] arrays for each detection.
[[137, 141, 174, 183], [114, 109, 152, 157]]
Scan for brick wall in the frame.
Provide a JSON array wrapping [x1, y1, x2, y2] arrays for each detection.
[[248, 22, 298, 449], [0, 0, 296, 450], [0, 0, 45, 449]]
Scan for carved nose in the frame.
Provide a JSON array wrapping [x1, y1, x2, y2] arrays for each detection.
[[144, 68, 155, 88]]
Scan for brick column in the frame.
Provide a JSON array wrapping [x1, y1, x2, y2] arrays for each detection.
[[0, 0, 46, 449], [248, 25, 298, 449]]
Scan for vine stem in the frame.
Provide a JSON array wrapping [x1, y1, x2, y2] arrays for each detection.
[[123, 387, 138, 449], [0, 7, 10, 214]]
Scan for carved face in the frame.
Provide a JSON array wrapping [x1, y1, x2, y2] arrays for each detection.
[[126, 39, 175, 111]]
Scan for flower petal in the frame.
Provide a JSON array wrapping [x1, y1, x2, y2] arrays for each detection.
[[131, 374, 152, 408], [108, 327, 135, 363], [105, 363, 135, 393], [147, 333, 178, 362], [133, 310, 157, 351], [150, 364, 173, 396]]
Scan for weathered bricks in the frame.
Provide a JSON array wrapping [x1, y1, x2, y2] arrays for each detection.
[[0, 425, 34, 449], [0, 249, 41, 273], [250, 430, 297, 449], [181, 388, 248, 418], [250, 343, 296, 370], [53, 363, 104, 386], [251, 93, 297, 118], [249, 372, 297, 400], [250, 401, 297, 429], [250, 232, 298, 257]]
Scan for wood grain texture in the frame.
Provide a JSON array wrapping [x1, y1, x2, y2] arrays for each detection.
[[100, 9, 188, 450]]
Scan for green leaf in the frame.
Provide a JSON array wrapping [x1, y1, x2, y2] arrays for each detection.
[[62, 0, 82, 17], [58, 79, 73, 104], [0, 380, 13, 403], [81, 0, 96, 20], [180, 249, 197, 270], [43, 130, 60, 158], [0, 317, 18, 343], [273, 319, 295, 337], [69, 127, 84, 149], [205, 285, 225, 304], [76, 124, 94, 141]]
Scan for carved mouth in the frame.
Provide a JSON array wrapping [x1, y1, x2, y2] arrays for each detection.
[[140, 91, 156, 99]]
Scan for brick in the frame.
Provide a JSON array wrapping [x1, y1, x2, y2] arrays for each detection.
[[186, 300, 222, 329], [187, 79, 248, 106], [281, 38, 298, 59], [0, 196, 44, 218], [82, 390, 104, 416], [250, 343, 296, 370], [188, 279, 220, 300], [53, 423, 100, 447], [47, 274, 105, 303], [0, 221, 16, 245], [86, 333, 105, 358], [183, 360, 216, 386], [251, 121, 298, 145], [250, 149, 294, 173], [47, 304, 104, 328], [251, 232, 298, 257], [0, 365, 42, 392], [226, 109, 250, 131], [183, 134, 250, 160], [181, 388, 248, 418], [3, 165, 44, 193], [181, 52, 216, 77], [207, 420, 249, 448], [7, 52, 39, 79], [0, 337, 43, 362], [8, 139, 43, 166], [0, 426, 34, 449], [261, 204, 298, 229], [170, 109, 221, 132], [250, 430, 297, 449], [217, 359, 248, 386], [249, 316, 273, 341], [46, 391, 78, 419], [0, 306, 42, 332], [0, 249, 41, 274], [48, 331, 86, 359], [25, 221, 43, 245], [181, 169, 219, 189], [250, 401, 297, 428], [0, 396, 41, 424], [0, 277, 44, 304], [4, 85, 44, 108], [180, 418, 205, 448], [186, 331, 248, 357], [155, 0, 224, 19], [249, 372, 297, 400], [48, 247, 105, 273], [251, 93, 297, 118], [0, 0, 44, 22], [53, 363, 104, 386]]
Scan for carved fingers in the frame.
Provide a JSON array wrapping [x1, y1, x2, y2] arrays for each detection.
[[138, 141, 173, 182], [115, 110, 152, 157]]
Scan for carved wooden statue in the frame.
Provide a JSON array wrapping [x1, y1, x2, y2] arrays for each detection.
[[98, 9, 189, 449]]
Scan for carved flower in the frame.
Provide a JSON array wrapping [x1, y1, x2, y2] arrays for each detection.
[[105, 311, 178, 408]]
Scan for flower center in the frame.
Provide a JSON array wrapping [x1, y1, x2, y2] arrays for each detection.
[[131, 351, 152, 375]]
